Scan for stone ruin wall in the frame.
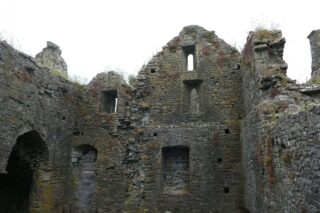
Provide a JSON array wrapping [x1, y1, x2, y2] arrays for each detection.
[[124, 26, 243, 212], [0, 25, 320, 213], [241, 30, 320, 212]]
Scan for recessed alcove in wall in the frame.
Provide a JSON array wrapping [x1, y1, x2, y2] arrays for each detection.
[[224, 187, 230, 194], [183, 80, 202, 114], [182, 45, 196, 71], [162, 146, 189, 194], [71, 144, 97, 212], [101, 90, 118, 113], [0, 131, 49, 213]]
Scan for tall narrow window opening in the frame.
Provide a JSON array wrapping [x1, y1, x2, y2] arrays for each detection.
[[101, 90, 118, 113], [183, 79, 202, 114], [190, 88, 199, 114], [187, 54, 194, 71], [182, 45, 196, 71]]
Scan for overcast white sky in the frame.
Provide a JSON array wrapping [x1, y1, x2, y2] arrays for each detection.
[[0, 0, 319, 83]]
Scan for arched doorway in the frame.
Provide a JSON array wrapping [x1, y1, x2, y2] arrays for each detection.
[[0, 130, 50, 213], [71, 144, 97, 212]]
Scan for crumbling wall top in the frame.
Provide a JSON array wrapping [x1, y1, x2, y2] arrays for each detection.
[[308, 29, 320, 76], [35, 41, 68, 78]]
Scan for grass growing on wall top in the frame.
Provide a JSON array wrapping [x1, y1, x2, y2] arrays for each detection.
[[254, 27, 279, 41]]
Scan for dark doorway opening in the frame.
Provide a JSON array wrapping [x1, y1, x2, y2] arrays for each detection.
[[0, 131, 49, 213]]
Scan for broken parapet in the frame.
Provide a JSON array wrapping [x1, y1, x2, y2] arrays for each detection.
[[308, 30, 320, 76], [35, 41, 68, 78]]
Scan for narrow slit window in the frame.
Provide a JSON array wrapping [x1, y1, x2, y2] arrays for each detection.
[[187, 54, 194, 71], [182, 45, 196, 71], [190, 88, 199, 114], [114, 97, 118, 113], [101, 90, 118, 113]]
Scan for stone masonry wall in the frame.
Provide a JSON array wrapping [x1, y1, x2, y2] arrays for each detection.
[[241, 29, 320, 213], [1, 25, 320, 213], [0, 40, 78, 212], [124, 25, 244, 212]]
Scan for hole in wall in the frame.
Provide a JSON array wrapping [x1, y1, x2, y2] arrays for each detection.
[[101, 90, 118, 113], [224, 187, 230, 194], [224, 129, 230, 134], [62, 116, 66, 120], [182, 45, 196, 71], [153, 132, 158, 137], [150, 69, 156, 73], [217, 158, 222, 163], [237, 64, 240, 70], [187, 54, 194, 71], [25, 66, 35, 74], [73, 129, 81, 136]]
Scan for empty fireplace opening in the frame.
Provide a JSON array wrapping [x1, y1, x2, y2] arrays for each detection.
[[182, 45, 196, 71], [0, 131, 48, 213], [162, 146, 189, 194], [101, 90, 118, 113], [71, 144, 97, 211]]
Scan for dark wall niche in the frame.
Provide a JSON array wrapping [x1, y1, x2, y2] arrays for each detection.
[[0, 131, 49, 213], [101, 90, 118, 113], [182, 45, 196, 71], [224, 187, 230, 194], [25, 66, 35, 74], [162, 146, 189, 194]]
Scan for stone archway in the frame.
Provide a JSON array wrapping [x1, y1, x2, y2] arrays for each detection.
[[0, 130, 51, 213]]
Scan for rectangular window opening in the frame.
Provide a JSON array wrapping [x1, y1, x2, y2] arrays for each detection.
[[101, 90, 118, 113], [182, 45, 196, 71]]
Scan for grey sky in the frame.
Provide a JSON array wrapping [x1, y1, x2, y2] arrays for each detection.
[[1, 0, 319, 83]]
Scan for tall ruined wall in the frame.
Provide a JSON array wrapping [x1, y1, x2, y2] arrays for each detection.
[[241, 30, 320, 212], [125, 25, 244, 212], [68, 71, 133, 212], [0, 40, 79, 212]]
